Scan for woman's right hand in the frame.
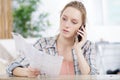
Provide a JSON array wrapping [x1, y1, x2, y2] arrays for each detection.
[[26, 66, 40, 77], [13, 66, 40, 77]]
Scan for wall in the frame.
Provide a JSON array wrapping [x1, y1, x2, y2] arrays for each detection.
[[39, 0, 120, 42]]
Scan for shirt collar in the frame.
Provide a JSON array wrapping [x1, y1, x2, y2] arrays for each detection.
[[46, 35, 59, 48]]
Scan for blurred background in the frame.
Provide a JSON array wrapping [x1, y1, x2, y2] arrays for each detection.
[[0, 0, 120, 75]]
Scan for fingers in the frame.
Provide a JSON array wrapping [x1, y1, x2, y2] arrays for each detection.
[[81, 25, 86, 32], [77, 30, 86, 39], [78, 26, 86, 34], [74, 26, 87, 51], [28, 66, 38, 72], [27, 66, 40, 77], [77, 26, 87, 42]]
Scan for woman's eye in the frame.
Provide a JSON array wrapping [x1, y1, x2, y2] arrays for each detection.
[[62, 17, 67, 21], [72, 21, 77, 24]]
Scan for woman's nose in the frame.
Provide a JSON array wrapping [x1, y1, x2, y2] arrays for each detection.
[[65, 21, 70, 28]]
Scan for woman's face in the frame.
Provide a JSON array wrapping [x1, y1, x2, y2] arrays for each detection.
[[60, 7, 82, 38]]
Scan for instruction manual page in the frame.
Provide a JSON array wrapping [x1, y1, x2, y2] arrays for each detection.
[[12, 33, 63, 76]]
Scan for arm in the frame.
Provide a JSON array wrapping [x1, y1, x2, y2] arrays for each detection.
[[87, 42, 99, 75], [13, 67, 29, 77], [6, 53, 27, 76], [74, 26, 98, 75], [74, 41, 98, 75], [13, 67, 40, 77], [6, 38, 45, 77], [6, 52, 40, 77], [74, 45, 90, 75], [74, 26, 90, 74]]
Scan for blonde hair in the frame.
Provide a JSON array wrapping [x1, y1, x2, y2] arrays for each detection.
[[61, 1, 86, 25]]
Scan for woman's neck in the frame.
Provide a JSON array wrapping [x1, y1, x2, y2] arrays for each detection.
[[56, 35, 74, 59], [57, 35, 74, 48]]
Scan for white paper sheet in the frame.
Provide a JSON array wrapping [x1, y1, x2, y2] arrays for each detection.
[[12, 33, 63, 76]]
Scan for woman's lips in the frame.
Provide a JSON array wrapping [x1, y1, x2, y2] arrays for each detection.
[[63, 29, 69, 33]]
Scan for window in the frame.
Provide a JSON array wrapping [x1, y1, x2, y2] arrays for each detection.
[[85, 0, 120, 26], [103, 0, 120, 26]]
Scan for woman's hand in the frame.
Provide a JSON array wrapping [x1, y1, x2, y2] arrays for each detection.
[[74, 25, 87, 52], [73, 26, 90, 74], [13, 66, 40, 77], [26, 66, 40, 77]]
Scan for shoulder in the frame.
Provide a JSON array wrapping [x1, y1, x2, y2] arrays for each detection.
[[83, 40, 95, 49], [82, 40, 96, 55], [35, 36, 55, 44], [33, 36, 56, 49]]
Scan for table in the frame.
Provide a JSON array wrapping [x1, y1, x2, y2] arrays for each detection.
[[0, 75, 120, 80]]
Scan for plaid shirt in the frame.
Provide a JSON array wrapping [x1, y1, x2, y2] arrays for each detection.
[[6, 35, 98, 76]]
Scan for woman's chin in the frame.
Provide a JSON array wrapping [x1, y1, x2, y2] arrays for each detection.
[[61, 33, 73, 39]]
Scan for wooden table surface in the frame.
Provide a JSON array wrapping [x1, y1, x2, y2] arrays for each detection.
[[0, 75, 120, 80]]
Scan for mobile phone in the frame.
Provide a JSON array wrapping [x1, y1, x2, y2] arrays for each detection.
[[77, 25, 85, 42]]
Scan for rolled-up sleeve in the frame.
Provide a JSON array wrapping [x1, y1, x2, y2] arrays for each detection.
[[6, 53, 29, 76], [84, 41, 99, 75], [88, 42, 99, 75]]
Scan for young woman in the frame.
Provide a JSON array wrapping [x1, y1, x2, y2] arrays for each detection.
[[6, 1, 98, 77]]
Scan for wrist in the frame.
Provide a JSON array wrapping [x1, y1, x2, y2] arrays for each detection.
[[75, 48, 83, 55], [75, 49, 85, 60], [23, 68, 30, 77], [13, 67, 28, 77]]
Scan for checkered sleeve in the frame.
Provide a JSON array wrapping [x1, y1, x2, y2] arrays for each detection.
[[87, 42, 99, 75], [33, 38, 47, 51], [6, 53, 29, 76], [6, 37, 49, 76]]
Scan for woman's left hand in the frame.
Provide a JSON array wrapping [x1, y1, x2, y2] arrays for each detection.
[[74, 26, 87, 52], [73, 26, 90, 74]]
